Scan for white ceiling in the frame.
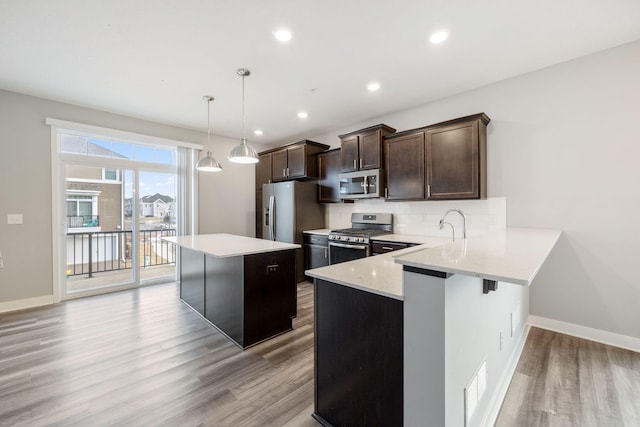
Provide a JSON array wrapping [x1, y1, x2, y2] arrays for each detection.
[[2, 0, 640, 144]]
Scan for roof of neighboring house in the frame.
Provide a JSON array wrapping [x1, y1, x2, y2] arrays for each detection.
[[140, 193, 174, 203], [62, 135, 128, 158]]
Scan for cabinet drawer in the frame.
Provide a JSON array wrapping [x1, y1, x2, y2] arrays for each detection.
[[372, 241, 410, 254]]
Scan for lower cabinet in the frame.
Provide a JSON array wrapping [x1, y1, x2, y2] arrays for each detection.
[[313, 279, 403, 426], [304, 233, 329, 271], [371, 240, 413, 254], [180, 247, 296, 349]]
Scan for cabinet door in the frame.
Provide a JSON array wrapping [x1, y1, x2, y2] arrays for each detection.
[[318, 149, 341, 203], [426, 121, 479, 199], [255, 153, 272, 188], [340, 135, 359, 172], [359, 130, 382, 170], [271, 149, 289, 182], [244, 250, 296, 346], [286, 145, 306, 179], [385, 132, 425, 200]]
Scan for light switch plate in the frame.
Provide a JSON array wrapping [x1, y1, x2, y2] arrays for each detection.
[[7, 214, 23, 225]]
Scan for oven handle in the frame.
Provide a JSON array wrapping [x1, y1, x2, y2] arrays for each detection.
[[328, 242, 369, 251]]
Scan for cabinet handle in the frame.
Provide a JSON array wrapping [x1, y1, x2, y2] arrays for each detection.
[[324, 248, 328, 259], [287, 167, 290, 176], [382, 246, 394, 251], [353, 159, 357, 169], [385, 187, 388, 198], [427, 184, 431, 198], [359, 158, 363, 169], [283, 168, 286, 177]]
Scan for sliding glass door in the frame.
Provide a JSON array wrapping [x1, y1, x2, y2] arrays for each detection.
[[56, 131, 182, 299]]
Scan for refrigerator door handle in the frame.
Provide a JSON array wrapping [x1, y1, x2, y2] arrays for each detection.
[[268, 195, 276, 240]]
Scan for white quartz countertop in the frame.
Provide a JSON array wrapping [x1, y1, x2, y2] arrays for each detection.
[[305, 247, 418, 300], [303, 229, 332, 236], [162, 234, 300, 258], [394, 227, 561, 285], [372, 234, 451, 245]]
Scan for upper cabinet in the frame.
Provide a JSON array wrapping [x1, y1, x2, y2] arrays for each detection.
[[317, 148, 342, 203], [339, 124, 396, 172], [426, 115, 488, 200], [384, 131, 425, 200], [256, 139, 329, 185], [384, 113, 490, 201], [255, 152, 273, 189]]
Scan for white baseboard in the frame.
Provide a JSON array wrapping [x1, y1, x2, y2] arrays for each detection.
[[528, 315, 640, 353], [480, 324, 531, 427], [0, 295, 54, 314]]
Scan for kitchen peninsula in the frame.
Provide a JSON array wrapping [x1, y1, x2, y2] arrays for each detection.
[[163, 234, 299, 349], [306, 228, 561, 427]]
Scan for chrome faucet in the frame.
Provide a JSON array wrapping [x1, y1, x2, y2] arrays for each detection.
[[439, 208, 467, 240]]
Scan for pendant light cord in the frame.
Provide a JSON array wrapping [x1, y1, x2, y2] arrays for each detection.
[[207, 98, 211, 150], [241, 74, 246, 142]]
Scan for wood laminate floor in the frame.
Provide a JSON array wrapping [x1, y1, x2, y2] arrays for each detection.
[[0, 282, 320, 427], [2, 284, 639, 427], [496, 326, 640, 427]]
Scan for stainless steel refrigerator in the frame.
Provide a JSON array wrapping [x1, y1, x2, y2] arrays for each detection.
[[263, 181, 325, 283]]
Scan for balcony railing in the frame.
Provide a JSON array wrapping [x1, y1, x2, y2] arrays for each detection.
[[66, 228, 176, 277], [67, 215, 100, 228]]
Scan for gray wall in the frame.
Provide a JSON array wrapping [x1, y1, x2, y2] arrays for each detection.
[[0, 89, 255, 304], [310, 40, 640, 339]]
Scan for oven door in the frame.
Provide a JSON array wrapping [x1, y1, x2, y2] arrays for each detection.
[[328, 241, 370, 265]]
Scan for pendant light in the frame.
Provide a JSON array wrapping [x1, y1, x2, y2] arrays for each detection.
[[196, 95, 222, 172], [228, 68, 259, 164]]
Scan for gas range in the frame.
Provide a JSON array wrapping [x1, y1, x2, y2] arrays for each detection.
[[328, 227, 391, 244], [328, 213, 393, 245]]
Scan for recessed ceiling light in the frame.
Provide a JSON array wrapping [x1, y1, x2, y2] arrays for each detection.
[[273, 29, 292, 42], [367, 82, 381, 92], [297, 111, 308, 119], [429, 31, 448, 44], [254, 129, 263, 136]]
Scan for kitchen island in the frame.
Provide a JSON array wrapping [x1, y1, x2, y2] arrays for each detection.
[[306, 228, 560, 427], [163, 234, 300, 349]]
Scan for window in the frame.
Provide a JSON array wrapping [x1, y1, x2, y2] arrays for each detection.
[[103, 168, 120, 181], [60, 134, 177, 166]]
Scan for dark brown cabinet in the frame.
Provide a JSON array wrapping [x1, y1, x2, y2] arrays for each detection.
[[371, 240, 414, 254], [313, 279, 403, 426], [317, 148, 341, 203], [384, 131, 425, 200], [339, 124, 396, 172], [179, 247, 297, 349], [384, 113, 490, 201], [269, 140, 328, 182], [304, 233, 329, 271], [426, 116, 488, 200]]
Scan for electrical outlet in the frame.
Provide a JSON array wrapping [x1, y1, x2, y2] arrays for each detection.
[[0, 250, 4, 268], [499, 330, 504, 351]]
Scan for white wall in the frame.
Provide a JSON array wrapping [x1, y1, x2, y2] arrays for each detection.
[[310, 40, 640, 340], [0, 89, 255, 306], [197, 135, 267, 236]]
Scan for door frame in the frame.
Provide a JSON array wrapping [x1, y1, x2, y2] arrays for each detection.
[[48, 118, 201, 302]]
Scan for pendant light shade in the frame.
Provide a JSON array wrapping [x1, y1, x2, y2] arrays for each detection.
[[229, 68, 259, 164], [196, 95, 222, 172]]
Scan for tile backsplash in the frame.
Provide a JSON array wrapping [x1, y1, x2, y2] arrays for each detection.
[[325, 197, 506, 240]]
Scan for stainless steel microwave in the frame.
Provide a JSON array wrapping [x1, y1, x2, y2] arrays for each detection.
[[338, 169, 384, 199]]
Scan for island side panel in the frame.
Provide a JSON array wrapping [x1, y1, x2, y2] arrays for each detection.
[[180, 247, 205, 316], [243, 249, 296, 347], [204, 254, 244, 347], [314, 279, 403, 426]]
